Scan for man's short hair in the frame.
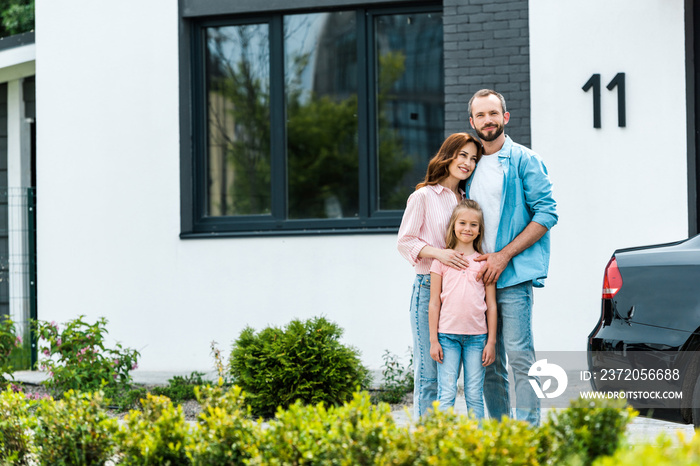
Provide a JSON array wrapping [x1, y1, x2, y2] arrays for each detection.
[[468, 89, 507, 117]]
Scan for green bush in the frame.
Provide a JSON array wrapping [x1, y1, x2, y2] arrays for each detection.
[[152, 371, 209, 403], [539, 396, 637, 465], [103, 372, 210, 412], [0, 384, 660, 465], [35, 316, 140, 398], [256, 392, 399, 465], [594, 432, 699, 466], [116, 393, 193, 466], [33, 390, 118, 466], [386, 404, 539, 465], [229, 316, 370, 417], [0, 316, 22, 381], [189, 384, 261, 465], [0, 386, 36, 465]]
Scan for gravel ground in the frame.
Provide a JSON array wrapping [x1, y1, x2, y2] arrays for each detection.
[[11, 382, 409, 422], [11, 382, 204, 421]]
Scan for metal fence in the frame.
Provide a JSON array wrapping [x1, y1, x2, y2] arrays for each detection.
[[0, 187, 37, 369]]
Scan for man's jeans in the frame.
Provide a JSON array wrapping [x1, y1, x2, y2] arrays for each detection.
[[483, 282, 540, 425], [410, 274, 436, 418], [436, 332, 487, 419]]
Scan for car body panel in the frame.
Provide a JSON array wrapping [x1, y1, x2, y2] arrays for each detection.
[[588, 234, 700, 424]]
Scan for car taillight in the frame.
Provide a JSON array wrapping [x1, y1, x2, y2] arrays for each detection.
[[602, 256, 622, 299]]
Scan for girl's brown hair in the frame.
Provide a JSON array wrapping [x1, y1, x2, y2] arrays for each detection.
[[416, 133, 483, 190], [445, 199, 485, 253]]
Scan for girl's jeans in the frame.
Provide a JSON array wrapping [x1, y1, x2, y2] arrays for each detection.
[[436, 332, 487, 419], [410, 274, 436, 418]]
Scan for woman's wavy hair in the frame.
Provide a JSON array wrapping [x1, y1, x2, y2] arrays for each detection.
[[445, 199, 485, 253], [416, 133, 483, 190]]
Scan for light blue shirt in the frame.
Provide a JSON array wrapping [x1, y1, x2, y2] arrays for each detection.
[[465, 136, 558, 289]]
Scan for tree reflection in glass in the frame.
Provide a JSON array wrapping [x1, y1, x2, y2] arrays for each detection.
[[375, 12, 444, 211], [206, 24, 271, 217], [284, 12, 359, 220], [203, 11, 442, 221]]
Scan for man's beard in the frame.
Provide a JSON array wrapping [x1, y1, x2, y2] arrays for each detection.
[[475, 123, 504, 142]]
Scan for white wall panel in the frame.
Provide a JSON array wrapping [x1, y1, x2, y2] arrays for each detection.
[[530, 0, 688, 351], [36, 2, 416, 371]]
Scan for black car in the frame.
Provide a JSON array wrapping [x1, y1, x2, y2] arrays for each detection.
[[588, 234, 700, 426]]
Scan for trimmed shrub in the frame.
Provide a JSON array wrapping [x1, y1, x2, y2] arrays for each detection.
[[0, 384, 655, 465], [116, 393, 193, 466], [33, 390, 118, 466], [539, 396, 637, 465], [387, 404, 539, 465], [230, 316, 370, 417], [255, 392, 399, 465], [189, 384, 262, 465], [594, 433, 699, 466], [0, 386, 36, 465]]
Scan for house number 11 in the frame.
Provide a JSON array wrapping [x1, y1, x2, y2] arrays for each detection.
[[582, 72, 626, 128]]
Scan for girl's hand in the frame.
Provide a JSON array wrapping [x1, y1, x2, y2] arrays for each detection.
[[436, 249, 468, 270], [482, 342, 496, 367], [430, 341, 443, 363]]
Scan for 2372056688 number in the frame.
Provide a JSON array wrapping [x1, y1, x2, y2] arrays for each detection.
[[599, 368, 680, 381]]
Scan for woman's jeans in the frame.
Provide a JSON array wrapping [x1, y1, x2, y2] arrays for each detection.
[[436, 332, 487, 419], [483, 281, 540, 425], [410, 274, 436, 418]]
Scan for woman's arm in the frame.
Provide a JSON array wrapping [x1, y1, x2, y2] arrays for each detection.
[[429, 272, 444, 364], [420, 245, 469, 269], [397, 190, 468, 269], [482, 283, 497, 366], [397, 191, 429, 265]]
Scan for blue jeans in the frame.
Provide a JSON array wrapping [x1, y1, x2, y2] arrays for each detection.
[[409, 274, 436, 418], [483, 282, 540, 425], [436, 333, 487, 419]]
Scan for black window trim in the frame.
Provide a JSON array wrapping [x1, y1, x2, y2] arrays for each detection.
[[179, 0, 443, 238]]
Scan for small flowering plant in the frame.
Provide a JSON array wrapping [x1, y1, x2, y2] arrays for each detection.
[[210, 340, 233, 386], [35, 315, 140, 397], [0, 315, 22, 382]]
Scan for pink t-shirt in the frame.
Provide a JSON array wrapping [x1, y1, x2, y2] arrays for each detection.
[[430, 252, 487, 335]]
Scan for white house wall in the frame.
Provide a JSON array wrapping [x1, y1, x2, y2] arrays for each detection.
[[35, 0, 690, 371], [530, 0, 688, 351]]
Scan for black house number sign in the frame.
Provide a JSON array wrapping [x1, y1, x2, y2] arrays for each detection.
[[582, 72, 626, 128]]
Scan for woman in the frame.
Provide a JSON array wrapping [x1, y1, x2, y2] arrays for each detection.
[[397, 132, 483, 417]]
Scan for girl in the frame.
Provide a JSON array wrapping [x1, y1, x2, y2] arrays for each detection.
[[428, 199, 497, 419], [397, 133, 483, 418]]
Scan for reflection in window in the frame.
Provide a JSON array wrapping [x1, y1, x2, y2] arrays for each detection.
[[191, 6, 444, 232], [375, 12, 444, 211], [206, 24, 271, 217], [285, 12, 358, 219]]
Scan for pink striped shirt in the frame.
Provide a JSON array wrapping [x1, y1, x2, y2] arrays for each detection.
[[397, 184, 464, 274]]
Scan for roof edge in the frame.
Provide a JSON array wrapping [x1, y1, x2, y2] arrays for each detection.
[[0, 31, 35, 53]]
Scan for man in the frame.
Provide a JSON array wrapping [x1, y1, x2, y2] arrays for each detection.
[[465, 89, 558, 425]]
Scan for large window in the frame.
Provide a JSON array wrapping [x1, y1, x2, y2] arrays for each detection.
[[183, 4, 444, 236]]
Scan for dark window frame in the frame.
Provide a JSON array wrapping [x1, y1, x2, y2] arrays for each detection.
[[179, 0, 443, 238]]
